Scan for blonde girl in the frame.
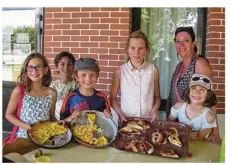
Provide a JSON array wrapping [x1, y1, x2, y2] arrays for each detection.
[[110, 30, 161, 123]]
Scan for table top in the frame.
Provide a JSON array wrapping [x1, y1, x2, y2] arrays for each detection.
[[22, 140, 221, 163]]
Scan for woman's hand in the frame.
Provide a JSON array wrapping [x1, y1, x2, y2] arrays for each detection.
[[103, 109, 112, 119]]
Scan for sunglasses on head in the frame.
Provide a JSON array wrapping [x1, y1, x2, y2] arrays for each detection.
[[192, 76, 210, 84]]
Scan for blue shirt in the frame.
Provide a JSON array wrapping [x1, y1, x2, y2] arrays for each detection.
[[60, 89, 108, 120]]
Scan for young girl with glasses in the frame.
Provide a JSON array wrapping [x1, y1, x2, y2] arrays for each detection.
[[5, 53, 57, 138], [168, 73, 217, 141]]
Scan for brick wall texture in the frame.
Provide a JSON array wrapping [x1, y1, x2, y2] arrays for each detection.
[[44, 7, 225, 114], [206, 7, 225, 114]]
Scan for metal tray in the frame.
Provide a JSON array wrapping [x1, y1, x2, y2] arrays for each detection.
[[70, 110, 117, 148], [113, 117, 190, 158], [27, 121, 72, 149]]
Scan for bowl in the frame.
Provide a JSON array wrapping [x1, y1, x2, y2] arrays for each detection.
[[27, 121, 72, 149], [70, 110, 118, 148]]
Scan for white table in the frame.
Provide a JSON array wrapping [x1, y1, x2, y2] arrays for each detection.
[[23, 141, 220, 163]]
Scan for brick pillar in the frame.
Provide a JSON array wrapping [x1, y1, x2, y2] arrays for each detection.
[[206, 7, 225, 114]]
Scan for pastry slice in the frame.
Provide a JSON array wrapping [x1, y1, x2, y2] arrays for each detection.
[[161, 150, 179, 158], [86, 112, 96, 125], [142, 141, 154, 154], [152, 131, 164, 144], [138, 120, 150, 130], [124, 140, 139, 152], [127, 121, 144, 131], [119, 126, 141, 137], [168, 135, 182, 147], [168, 127, 179, 136]]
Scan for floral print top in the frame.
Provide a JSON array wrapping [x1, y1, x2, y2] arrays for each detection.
[[17, 91, 52, 138]]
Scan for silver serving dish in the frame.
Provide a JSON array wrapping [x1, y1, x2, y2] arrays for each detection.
[[27, 121, 72, 149], [70, 110, 118, 148]]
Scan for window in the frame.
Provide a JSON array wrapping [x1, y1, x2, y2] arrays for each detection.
[[2, 8, 43, 82], [140, 8, 205, 101]]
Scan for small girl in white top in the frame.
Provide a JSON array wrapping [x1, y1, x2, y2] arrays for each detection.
[[168, 73, 217, 140], [110, 30, 161, 123], [50, 51, 77, 120]]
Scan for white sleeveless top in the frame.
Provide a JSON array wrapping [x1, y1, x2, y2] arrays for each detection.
[[170, 102, 217, 131], [120, 60, 155, 118]]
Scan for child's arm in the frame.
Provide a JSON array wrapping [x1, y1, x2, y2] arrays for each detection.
[[151, 66, 161, 121], [167, 102, 183, 121], [50, 88, 57, 121], [194, 110, 216, 140], [193, 128, 212, 140], [5, 85, 31, 130], [110, 68, 127, 122], [206, 105, 221, 144]]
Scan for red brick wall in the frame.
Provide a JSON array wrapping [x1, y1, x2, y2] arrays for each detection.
[[206, 7, 225, 114], [44, 7, 225, 114], [44, 7, 131, 96]]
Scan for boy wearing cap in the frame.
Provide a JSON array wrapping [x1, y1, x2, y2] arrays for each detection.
[[60, 58, 111, 123], [168, 73, 217, 141]]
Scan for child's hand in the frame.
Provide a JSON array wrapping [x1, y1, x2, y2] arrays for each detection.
[[151, 110, 158, 122], [190, 131, 198, 140], [24, 124, 31, 131], [71, 110, 81, 119], [119, 113, 127, 123], [65, 110, 81, 123], [57, 120, 66, 126], [103, 109, 112, 119]]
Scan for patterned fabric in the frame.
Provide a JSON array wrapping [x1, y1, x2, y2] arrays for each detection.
[[17, 91, 53, 138], [170, 102, 217, 131], [168, 55, 208, 114], [120, 60, 155, 118], [60, 89, 109, 120], [50, 79, 77, 120]]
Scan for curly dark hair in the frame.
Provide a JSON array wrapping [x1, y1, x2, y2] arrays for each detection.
[[17, 52, 52, 92], [184, 87, 217, 107], [54, 51, 75, 67]]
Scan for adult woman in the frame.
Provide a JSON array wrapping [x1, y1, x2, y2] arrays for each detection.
[[168, 26, 221, 144]]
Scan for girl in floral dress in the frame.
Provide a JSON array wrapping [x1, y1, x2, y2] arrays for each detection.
[[5, 53, 57, 138]]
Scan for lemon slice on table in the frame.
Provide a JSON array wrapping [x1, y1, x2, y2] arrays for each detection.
[[34, 156, 50, 163]]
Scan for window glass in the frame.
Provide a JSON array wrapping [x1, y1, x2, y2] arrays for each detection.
[[2, 8, 37, 82], [141, 8, 198, 99]]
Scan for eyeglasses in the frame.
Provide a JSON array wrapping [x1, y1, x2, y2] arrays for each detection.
[[192, 76, 210, 84], [27, 65, 44, 72]]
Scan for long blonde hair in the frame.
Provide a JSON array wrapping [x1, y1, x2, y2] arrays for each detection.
[[124, 30, 150, 62]]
